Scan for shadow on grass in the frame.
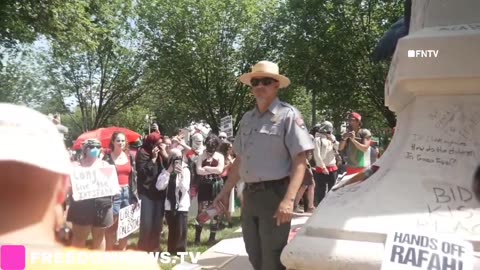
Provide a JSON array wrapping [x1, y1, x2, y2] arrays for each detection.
[[80, 210, 243, 270], [121, 210, 242, 253], [138, 211, 242, 270]]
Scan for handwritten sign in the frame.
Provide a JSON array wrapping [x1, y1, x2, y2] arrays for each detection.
[[70, 165, 120, 201], [117, 201, 141, 240], [382, 231, 473, 270], [220, 115, 233, 137], [180, 128, 190, 145]]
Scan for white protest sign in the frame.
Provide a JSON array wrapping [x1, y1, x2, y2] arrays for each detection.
[[117, 201, 142, 240], [70, 165, 120, 201], [382, 231, 473, 270], [180, 128, 190, 145], [220, 115, 233, 137]]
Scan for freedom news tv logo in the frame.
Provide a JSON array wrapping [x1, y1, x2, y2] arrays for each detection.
[[1, 245, 25, 270], [1, 245, 202, 269]]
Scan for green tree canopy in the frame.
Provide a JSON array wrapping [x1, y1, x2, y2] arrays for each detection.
[[138, 0, 282, 133]]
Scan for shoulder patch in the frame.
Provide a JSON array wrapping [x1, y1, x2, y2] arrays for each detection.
[[295, 117, 306, 129]]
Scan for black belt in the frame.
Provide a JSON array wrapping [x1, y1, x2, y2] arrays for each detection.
[[244, 177, 289, 192]]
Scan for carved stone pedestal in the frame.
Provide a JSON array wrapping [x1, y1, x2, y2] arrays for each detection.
[[281, 1, 480, 269]]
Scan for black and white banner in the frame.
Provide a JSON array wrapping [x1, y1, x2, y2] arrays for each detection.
[[382, 231, 473, 270]]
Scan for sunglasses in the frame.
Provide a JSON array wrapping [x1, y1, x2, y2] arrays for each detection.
[[87, 145, 101, 149], [250, 77, 277, 87]]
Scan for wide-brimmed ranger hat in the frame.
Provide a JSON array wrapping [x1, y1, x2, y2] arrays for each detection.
[[239, 61, 291, 89]]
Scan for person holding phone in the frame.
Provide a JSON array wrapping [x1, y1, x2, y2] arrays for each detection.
[[156, 149, 190, 254], [135, 132, 166, 252], [312, 121, 339, 205], [338, 112, 372, 175]]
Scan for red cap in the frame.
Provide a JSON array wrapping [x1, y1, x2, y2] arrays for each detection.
[[351, 112, 362, 121]]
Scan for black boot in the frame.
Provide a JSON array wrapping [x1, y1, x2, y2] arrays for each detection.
[[194, 225, 202, 245], [207, 232, 216, 245]]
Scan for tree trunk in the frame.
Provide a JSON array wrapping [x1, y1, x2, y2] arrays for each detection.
[[311, 87, 317, 127]]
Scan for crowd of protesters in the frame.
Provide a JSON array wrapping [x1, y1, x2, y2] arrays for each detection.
[[0, 102, 384, 265], [292, 112, 380, 211], [59, 122, 238, 255], [56, 110, 383, 254]]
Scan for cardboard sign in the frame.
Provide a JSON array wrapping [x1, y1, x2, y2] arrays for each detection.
[[180, 128, 190, 145], [382, 231, 473, 270], [220, 115, 233, 137], [70, 165, 120, 201], [117, 201, 142, 240]]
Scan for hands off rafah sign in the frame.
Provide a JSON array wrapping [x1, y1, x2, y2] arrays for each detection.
[[70, 165, 120, 201], [382, 231, 473, 270]]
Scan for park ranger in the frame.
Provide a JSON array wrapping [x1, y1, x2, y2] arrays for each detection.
[[214, 60, 314, 270]]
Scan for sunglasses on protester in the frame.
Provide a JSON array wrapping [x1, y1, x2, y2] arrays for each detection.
[[250, 77, 278, 87], [87, 145, 101, 149]]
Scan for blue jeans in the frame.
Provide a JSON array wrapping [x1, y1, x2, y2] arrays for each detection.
[[137, 194, 165, 252], [112, 186, 130, 215]]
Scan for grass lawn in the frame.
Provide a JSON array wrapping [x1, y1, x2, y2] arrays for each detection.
[[126, 209, 242, 270]]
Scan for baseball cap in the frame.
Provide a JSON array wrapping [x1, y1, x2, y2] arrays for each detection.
[[350, 112, 362, 121], [319, 121, 334, 133], [0, 103, 72, 175]]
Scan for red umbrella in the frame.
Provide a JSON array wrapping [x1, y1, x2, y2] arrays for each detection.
[[72, 127, 141, 150]]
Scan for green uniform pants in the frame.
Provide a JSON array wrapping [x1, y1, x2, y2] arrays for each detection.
[[242, 180, 291, 270]]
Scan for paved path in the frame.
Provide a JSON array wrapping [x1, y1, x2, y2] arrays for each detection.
[[174, 213, 312, 270]]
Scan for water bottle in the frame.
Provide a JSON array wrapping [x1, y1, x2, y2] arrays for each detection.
[[196, 205, 223, 225]]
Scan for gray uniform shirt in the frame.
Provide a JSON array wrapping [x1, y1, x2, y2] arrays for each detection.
[[233, 98, 314, 183]]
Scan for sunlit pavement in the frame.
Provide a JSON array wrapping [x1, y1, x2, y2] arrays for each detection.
[[186, 213, 312, 270]]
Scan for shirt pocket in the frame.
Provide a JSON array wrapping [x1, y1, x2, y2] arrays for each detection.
[[240, 127, 253, 151], [259, 123, 282, 136], [242, 127, 252, 136]]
